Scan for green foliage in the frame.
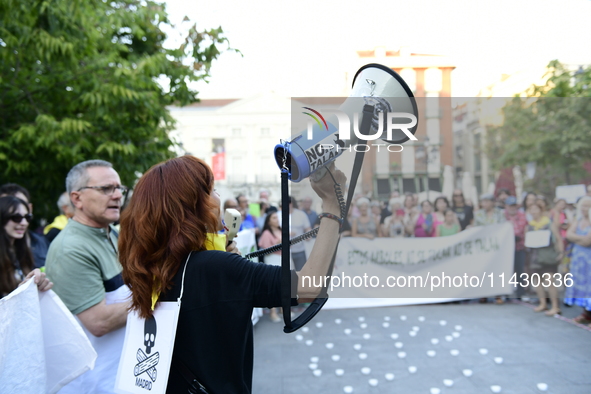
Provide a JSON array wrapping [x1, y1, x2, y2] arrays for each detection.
[[487, 61, 591, 190], [0, 0, 235, 221]]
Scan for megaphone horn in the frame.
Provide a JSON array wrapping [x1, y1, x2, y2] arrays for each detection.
[[275, 63, 418, 182]]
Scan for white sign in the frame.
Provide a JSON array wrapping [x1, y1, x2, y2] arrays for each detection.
[[0, 280, 97, 394], [524, 230, 551, 248], [306, 223, 515, 302], [555, 184, 586, 204]]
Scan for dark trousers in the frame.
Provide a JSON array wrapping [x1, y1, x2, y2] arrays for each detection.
[[514, 249, 526, 297]]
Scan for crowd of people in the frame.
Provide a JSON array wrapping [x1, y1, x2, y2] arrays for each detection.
[[239, 185, 591, 323]]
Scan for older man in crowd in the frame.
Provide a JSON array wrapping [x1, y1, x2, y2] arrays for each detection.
[[46, 160, 130, 393]]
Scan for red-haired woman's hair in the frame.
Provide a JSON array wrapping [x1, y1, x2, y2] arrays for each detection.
[[119, 156, 220, 318]]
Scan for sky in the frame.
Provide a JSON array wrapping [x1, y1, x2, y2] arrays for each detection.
[[162, 0, 591, 99]]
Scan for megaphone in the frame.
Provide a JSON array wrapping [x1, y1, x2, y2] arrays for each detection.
[[274, 64, 418, 182]]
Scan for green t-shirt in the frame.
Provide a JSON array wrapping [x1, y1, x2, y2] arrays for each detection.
[[438, 223, 460, 237], [45, 219, 122, 315]]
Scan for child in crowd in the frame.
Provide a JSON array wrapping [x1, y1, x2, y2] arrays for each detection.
[[436, 209, 460, 237]]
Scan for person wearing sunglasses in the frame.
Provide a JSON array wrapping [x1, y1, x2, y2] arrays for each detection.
[[0, 196, 53, 298], [118, 156, 345, 394], [45, 159, 130, 394]]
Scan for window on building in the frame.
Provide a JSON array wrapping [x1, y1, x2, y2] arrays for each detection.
[[376, 178, 391, 197], [402, 178, 416, 194]]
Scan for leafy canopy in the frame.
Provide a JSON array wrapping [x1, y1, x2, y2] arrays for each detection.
[[0, 0, 234, 220]]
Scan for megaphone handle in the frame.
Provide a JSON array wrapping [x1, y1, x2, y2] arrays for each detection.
[[310, 167, 328, 182]]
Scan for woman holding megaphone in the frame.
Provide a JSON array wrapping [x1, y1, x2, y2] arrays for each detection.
[[119, 156, 345, 394]]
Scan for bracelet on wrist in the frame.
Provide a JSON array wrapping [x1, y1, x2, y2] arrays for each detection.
[[318, 212, 343, 228]]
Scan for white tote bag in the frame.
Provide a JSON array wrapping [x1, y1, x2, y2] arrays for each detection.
[[115, 254, 191, 394]]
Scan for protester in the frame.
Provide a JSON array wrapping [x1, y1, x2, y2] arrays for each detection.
[[413, 200, 436, 238], [300, 196, 317, 227], [43, 192, 75, 243], [236, 194, 257, 231], [504, 196, 528, 297], [527, 200, 564, 315], [496, 188, 510, 210], [0, 183, 49, 268], [370, 200, 382, 226], [45, 160, 130, 393], [279, 196, 312, 271], [564, 196, 591, 325], [435, 209, 460, 237], [382, 208, 406, 238], [474, 193, 505, 226], [118, 156, 345, 393], [351, 197, 379, 239], [0, 196, 52, 298], [402, 194, 418, 236], [550, 198, 570, 249], [257, 211, 282, 322], [522, 191, 537, 221], [433, 196, 450, 228], [451, 188, 474, 230]]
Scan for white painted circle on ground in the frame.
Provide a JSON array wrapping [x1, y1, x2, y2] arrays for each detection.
[[400, 315, 407, 321], [369, 379, 378, 387], [313, 369, 322, 377], [494, 357, 503, 364], [450, 349, 460, 356], [455, 325, 462, 330], [409, 331, 417, 337], [358, 316, 365, 322], [462, 369, 473, 377], [452, 332, 460, 338], [335, 319, 342, 324], [359, 353, 368, 360], [430, 388, 441, 394], [384, 316, 391, 321], [343, 386, 353, 393], [383, 322, 390, 328], [344, 329, 352, 335], [537, 383, 548, 391], [397, 351, 407, 358], [391, 333, 399, 340], [443, 379, 454, 387], [479, 348, 489, 355], [316, 322, 323, 328], [408, 366, 417, 373], [445, 336, 453, 342], [335, 369, 344, 376], [326, 343, 334, 349], [427, 350, 436, 357], [439, 320, 447, 326], [490, 385, 502, 393], [353, 344, 362, 350], [309, 363, 318, 370], [296, 335, 303, 341], [418, 316, 425, 321], [385, 373, 395, 381], [332, 355, 341, 362], [431, 338, 439, 345], [305, 340, 313, 346], [310, 356, 319, 363], [361, 367, 371, 375], [360, 323, 367, 329], [412, 326, 420, 331], [395, 342, 403, 348], [302, 327, 309, 333], [363, 333, 371, 340]]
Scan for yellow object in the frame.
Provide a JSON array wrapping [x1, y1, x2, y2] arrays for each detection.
[[151, 233, 226, 310], [43, 214, 69, 234], [529, 216, 550, 231]]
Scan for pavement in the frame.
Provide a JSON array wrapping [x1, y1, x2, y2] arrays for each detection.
[[252, 300, 591, 394]]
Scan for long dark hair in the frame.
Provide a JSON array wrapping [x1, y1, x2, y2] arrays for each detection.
[[119, 156, 221, 319], [262, 210, 281, 235], [0, 196, 34, 295], [434, 196, 450, 213]]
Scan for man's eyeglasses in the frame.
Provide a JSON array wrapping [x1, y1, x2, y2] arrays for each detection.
[[78, 185, 128, 196], [9, 213, 33, 223]]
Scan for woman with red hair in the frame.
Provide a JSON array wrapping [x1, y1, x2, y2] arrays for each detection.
[[119, 156, 345, 393]]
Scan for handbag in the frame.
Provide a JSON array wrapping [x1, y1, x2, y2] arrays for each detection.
[[536, 245, 559, 265], [115, 253, 208, 394]]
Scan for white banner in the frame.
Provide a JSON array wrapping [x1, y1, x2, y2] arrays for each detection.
[[308, 223, 515, 308], [0, 280, 97, 394]]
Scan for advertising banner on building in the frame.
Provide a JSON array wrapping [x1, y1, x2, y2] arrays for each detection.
[[211, 138, 225, 181]]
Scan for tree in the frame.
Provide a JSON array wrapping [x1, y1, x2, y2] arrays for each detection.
[[0, 0, 235, 220], [486, 60, 591, 194]]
